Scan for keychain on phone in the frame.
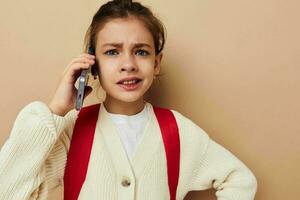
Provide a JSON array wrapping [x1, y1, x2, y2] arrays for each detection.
[[75, 47, 95, 111]]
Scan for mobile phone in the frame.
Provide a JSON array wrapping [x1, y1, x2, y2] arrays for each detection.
[[75, 47, 96, 111]]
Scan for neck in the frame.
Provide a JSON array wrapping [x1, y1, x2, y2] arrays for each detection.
[[103, 96, 145, 116]]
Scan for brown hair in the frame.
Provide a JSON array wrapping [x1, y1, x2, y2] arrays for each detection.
[[83, 0, 166, 55]]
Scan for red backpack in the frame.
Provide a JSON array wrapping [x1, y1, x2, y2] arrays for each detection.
[[63, 104, 180, 200]]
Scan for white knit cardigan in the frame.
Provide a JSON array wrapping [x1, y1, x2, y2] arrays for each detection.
[[0, 101, 257, 200]]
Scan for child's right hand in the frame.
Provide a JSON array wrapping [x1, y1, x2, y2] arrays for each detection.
[[48, 53, 96, 116]]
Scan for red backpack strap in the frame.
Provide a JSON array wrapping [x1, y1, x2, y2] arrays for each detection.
[[153, 106, 180, 200], [63, 104, 101, 200]]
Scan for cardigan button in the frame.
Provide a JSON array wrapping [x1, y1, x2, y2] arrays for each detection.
[[121, 176, 131, 187]]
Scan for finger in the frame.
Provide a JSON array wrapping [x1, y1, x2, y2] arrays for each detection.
[[63, 63, 91, 84], [79, 53, 95, 59], [63, 59, 94, 75], [70, 57, 95, 65], [63, 54, 95, 75], [63, 61, 90, 76]]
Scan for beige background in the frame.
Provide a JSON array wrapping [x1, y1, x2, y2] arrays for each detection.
[[1, 0, 300, 199]]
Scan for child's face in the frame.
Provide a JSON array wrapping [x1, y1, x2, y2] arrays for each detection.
[[95, 17, 162, 104]]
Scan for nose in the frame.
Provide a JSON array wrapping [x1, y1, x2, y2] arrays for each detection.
[[120, 53, 137, 72]]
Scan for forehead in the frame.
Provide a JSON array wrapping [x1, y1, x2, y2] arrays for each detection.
[[96, 17, 154, 47]]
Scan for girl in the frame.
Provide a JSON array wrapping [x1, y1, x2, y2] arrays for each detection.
[[0, 0, 257, 199]]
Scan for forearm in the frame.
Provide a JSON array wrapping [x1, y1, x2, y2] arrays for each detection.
[[192, 139, 258, 200], [0, 101, 70, 200]]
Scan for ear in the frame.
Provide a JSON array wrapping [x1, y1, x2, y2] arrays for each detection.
[[154, 52, 163, 76]]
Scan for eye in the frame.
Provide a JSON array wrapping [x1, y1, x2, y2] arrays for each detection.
[[104, 49, 119, 56], [135, 49, 149, 56]]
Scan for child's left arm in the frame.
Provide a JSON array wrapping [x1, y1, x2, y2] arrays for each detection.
[[173, 110, 257, 199], [191, 137, 258, 200]]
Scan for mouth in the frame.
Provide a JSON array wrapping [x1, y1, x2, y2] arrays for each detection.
[[117, 79, 142, 85], [117, 78, 143, 91]]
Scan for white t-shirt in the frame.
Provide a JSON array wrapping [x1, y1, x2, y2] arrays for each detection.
[[107, 105, 149, 160]]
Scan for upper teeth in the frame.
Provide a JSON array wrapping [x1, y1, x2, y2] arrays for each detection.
[[122, 80, 138, 84]]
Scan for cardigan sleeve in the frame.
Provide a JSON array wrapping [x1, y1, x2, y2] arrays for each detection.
[[189, 123, 258, 199], [0, 101, 78, 200]]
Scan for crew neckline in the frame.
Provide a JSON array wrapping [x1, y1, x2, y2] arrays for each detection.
[[106, 102, 148, 121]]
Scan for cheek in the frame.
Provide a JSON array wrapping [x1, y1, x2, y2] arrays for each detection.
[[98, 60, 117, 77], [138, 59, 155, 71], [97, 68, 112, 87]]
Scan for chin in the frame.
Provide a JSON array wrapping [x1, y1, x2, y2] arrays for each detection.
[[117, 94, 144, 103], [105, 92, 144, 104]]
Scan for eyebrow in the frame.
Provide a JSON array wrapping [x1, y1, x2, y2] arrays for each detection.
[[102, 42, 152, 48]]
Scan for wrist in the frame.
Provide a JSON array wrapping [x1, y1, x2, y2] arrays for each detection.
[[48, 102, 68, 117]]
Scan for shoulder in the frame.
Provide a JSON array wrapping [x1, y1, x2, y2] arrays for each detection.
[[167, 108, 211, 165], [151, 104, 210, 149], [151, 104, 208, 136], [170, 109, 209, 141]]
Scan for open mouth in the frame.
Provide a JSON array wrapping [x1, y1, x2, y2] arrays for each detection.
[[117, 79, 142, 85], [117, 79, 142, 91]]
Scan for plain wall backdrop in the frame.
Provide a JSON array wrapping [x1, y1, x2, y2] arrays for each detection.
[[1, 0, 300, 199]]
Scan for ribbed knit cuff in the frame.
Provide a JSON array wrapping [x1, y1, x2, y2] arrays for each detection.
[[10, 101, 69, 141]]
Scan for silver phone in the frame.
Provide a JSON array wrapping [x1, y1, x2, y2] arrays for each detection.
[[75, 47, 95, 111]]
